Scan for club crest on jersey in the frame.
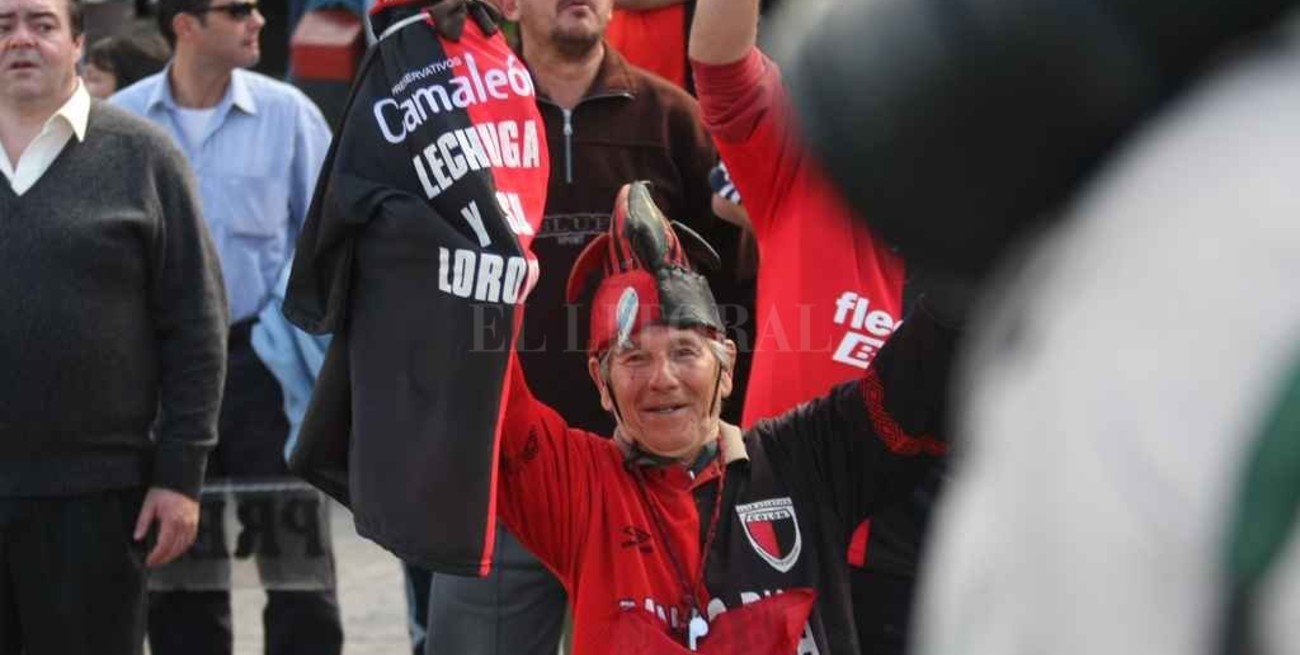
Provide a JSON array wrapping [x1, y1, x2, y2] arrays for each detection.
[[735, 498, 802, 573]]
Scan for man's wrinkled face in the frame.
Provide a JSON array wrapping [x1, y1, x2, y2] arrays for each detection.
[[188, 0, 264, 69], [0, 0, 81, 108], [516, 0, 612, 58], [592, 325, 734, 461]]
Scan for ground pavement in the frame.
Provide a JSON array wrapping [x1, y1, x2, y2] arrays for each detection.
[[232, 501, 409, 655]]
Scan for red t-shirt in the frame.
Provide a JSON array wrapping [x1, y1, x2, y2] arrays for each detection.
[[606, 6, 689, 89], [693, 49, 906, 429]]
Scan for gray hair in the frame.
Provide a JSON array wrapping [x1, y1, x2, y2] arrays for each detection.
[[597, 335, 734, 386]]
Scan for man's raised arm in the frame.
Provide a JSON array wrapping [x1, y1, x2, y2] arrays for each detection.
[[689, 0, 759, 65]]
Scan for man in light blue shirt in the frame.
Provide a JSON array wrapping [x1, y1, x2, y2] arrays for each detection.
[[112, 16, 328, 326], [112, 0, 338, 653]]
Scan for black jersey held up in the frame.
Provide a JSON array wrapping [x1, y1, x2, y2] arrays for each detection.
[[284, 0, 549, 575]]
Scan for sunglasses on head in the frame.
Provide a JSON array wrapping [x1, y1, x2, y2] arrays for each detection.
[[193, 1, 259, 19]]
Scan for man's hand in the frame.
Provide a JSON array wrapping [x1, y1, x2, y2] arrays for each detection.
[[134, 487, 201, 567], [688, 0, 759, 65]]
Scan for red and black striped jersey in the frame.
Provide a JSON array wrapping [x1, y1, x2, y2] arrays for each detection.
[[284, 0, 549, 575]]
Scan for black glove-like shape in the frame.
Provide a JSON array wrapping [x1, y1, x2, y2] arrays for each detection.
[[786, 0, 1297, 282], [427, 0, 501, 41], [905, 262, 974, 330]]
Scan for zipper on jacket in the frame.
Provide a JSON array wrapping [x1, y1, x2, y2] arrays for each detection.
[[562, 108, 574, 184], [538, 92, 634, 186]]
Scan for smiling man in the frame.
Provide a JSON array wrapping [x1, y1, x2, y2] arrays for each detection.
[[109, 0, 335, 653], [0, 0, 227, 651], [493, 181, 956, 655]]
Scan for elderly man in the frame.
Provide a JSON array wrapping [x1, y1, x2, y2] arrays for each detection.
[[0, 0, 227, 651], [493, 181, 956, 655]]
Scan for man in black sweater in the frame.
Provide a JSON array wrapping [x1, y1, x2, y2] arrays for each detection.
[[0, 0, 227, 651]]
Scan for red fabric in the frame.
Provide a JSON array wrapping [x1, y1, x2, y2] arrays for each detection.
[[749, 520, 781, 559], [440, 26, 548, 574], [289, 9, 364, 81], [606, 7, 689, 89], [692, 50, 907, 430], [847, 520, 870, 568], [440, 31, 548, 259], [586, 270, 661, 354], [497, 357, 713, 654], [609, 589, 817, 655]]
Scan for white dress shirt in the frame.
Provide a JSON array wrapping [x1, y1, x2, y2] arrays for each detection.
[[0, 81, 90, 196]]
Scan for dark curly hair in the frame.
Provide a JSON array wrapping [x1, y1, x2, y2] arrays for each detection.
[[86, 27, 171, 90]]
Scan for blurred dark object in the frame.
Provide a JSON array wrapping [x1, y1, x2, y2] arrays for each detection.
[[81, 0, 136, 51], [254, 0, 292, 78], [787, 0, 1299, 281], [906, 263, 975, 330], [424, 0, 502, 41]]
